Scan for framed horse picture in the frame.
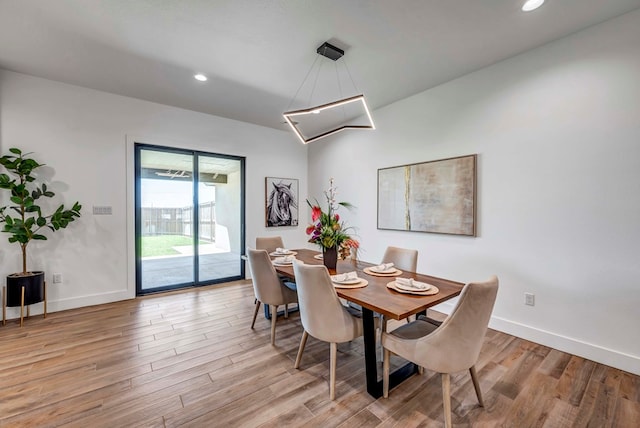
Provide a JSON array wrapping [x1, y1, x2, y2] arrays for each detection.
[[265, 177, 299, 227]]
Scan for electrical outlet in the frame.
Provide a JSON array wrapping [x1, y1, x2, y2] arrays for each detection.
[[524, 292, 535, 306], [53, 273, 63, 284]]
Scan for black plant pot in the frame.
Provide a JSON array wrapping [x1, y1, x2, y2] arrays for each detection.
[[6, 271, 45, 307]]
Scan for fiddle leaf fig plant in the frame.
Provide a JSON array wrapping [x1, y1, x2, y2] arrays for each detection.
[[0, 148, 82, 275]]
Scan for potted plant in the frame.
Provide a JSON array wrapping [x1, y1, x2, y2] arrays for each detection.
[[0, 147, 81, 316], [305, 178, 359, 270]]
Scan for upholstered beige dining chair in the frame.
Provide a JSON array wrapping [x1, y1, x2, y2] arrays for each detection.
[[255, 236, 285, 254], [293, 261, 368, 400], [382, 276, 499, 428], [378, 246, 419, 351], [382, 246, 418, 273], [246, 248, 298, 346]]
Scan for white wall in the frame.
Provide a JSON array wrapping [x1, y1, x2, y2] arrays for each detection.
[[0, 70, 308, 317], [308, 9, 640, 374]]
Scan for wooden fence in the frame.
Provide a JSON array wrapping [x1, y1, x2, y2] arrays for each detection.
[[141, 201, 215, 241]]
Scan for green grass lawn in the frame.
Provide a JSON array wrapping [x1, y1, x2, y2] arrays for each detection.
[[141, 235, 207, 257]]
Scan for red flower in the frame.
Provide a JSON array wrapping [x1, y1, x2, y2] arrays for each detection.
[[305, 225, 316, 235], [311, 206, 322, 222]]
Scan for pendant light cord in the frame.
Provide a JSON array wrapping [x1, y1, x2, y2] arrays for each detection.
[[285, 55, 320, 112]]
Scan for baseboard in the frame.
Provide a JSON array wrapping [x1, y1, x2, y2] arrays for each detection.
[[2, 289, 133, 320], [432, 301, 640, 376]]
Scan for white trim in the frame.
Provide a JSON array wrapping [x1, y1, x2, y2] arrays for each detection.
[[433, 301, 640, 376]]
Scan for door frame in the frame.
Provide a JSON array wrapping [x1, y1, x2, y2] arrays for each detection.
[[133, 142, 245, 296]]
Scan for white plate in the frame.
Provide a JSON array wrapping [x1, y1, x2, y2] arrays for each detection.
[[313, 254, 323, 260], [272, 260, 294, 266], [370, 266, 398, 273], [333, 279, 368, 289], [331, 276, 361, 285], [270, 250, 297, 256], [363, 267, 402, 276], [395, 281, 431, 292], [386, 281, 439, 295]]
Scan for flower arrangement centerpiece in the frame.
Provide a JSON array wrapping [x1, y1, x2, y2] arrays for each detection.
[[306, 178, 359, 269]]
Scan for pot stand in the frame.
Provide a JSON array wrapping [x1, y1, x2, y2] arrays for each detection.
[[2, 281, 47, 327]]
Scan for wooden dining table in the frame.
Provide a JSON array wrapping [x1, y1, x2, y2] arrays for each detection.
[[273, 248, 465, 398]]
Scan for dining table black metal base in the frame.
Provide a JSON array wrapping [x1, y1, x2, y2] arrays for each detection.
[[362, 307, 419, 398]]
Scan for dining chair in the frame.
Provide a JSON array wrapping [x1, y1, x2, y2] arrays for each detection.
[[377, 246, 419, 357], [255, 235, 293, 313], [382, 275, 499, 428], [293, 261, 369, 400], [246, 248, 298, 346], [382, 246, 418, 273], [255, 236, 285, 253]]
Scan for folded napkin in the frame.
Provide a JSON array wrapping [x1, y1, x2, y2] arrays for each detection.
[[275, 255, 295, 263], [334, 271, 358, 282], [373, 262, 395, 272], [275, 247, 289, 254], [395, 277, 429, 290]]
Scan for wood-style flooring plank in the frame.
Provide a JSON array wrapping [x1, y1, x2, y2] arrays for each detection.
[[0, 280, 638, 427]]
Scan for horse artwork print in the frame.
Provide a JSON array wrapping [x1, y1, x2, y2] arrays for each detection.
[[265, 177, 299, 227]]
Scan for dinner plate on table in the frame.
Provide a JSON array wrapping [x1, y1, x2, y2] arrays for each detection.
[[330, 275, 360, 285], [363, 266, 403, 277], [272, 256, 296, 266], [313, 254, 323, 260], [269, 250, 297, 257], [386, 281, 439, 295], [332, 278, 368, 289]]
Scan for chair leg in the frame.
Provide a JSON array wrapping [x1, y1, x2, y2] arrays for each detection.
[[294, 330, 308, 369], [329, 342, 337, 400], [270, 305, 277, 345], [442, 373, 452, 428], [379, 315, 387, 361], [469, 365, 484, 407], [383, 348, 390, 398], [250, 300, 261, 329], [284, 303, 289, 318]]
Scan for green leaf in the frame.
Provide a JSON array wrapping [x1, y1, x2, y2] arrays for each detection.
[[10, 196, 22, 204], [9, 148, 21, 155], [32, 234, 47, 240], [36, 217, 46, 227]]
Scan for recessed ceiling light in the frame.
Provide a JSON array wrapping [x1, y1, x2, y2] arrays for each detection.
[[194, 74, 208, 82], [522, 0, 545, 12]]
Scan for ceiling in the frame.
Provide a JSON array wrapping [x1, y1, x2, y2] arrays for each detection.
[[1, 0, 639, 132]]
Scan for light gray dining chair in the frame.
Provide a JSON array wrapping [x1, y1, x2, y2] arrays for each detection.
[[255, 235, 293, 313], [256, 236, 285, 254], [246, 248, 298, 346], [293, 261, 368, 400], [382, 276, 499, 428], [377, 246, 419, 356], [382, 246, 418, 273]]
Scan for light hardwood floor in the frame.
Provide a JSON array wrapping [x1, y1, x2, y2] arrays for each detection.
[[1, 280, 638, 427]]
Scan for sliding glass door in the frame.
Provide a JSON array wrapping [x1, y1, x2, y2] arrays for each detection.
[[135, 144, 245, 294]]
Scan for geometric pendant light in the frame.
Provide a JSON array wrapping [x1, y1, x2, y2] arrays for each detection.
[[283, 42, 375, 144]]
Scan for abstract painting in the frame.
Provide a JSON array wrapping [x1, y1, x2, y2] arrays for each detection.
[[378, 154, 477, 236], [265, 177, 299, 227]]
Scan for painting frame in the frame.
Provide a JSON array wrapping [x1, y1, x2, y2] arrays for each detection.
[[377, 154, 477, 236], [265, 177, 299, 228]]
